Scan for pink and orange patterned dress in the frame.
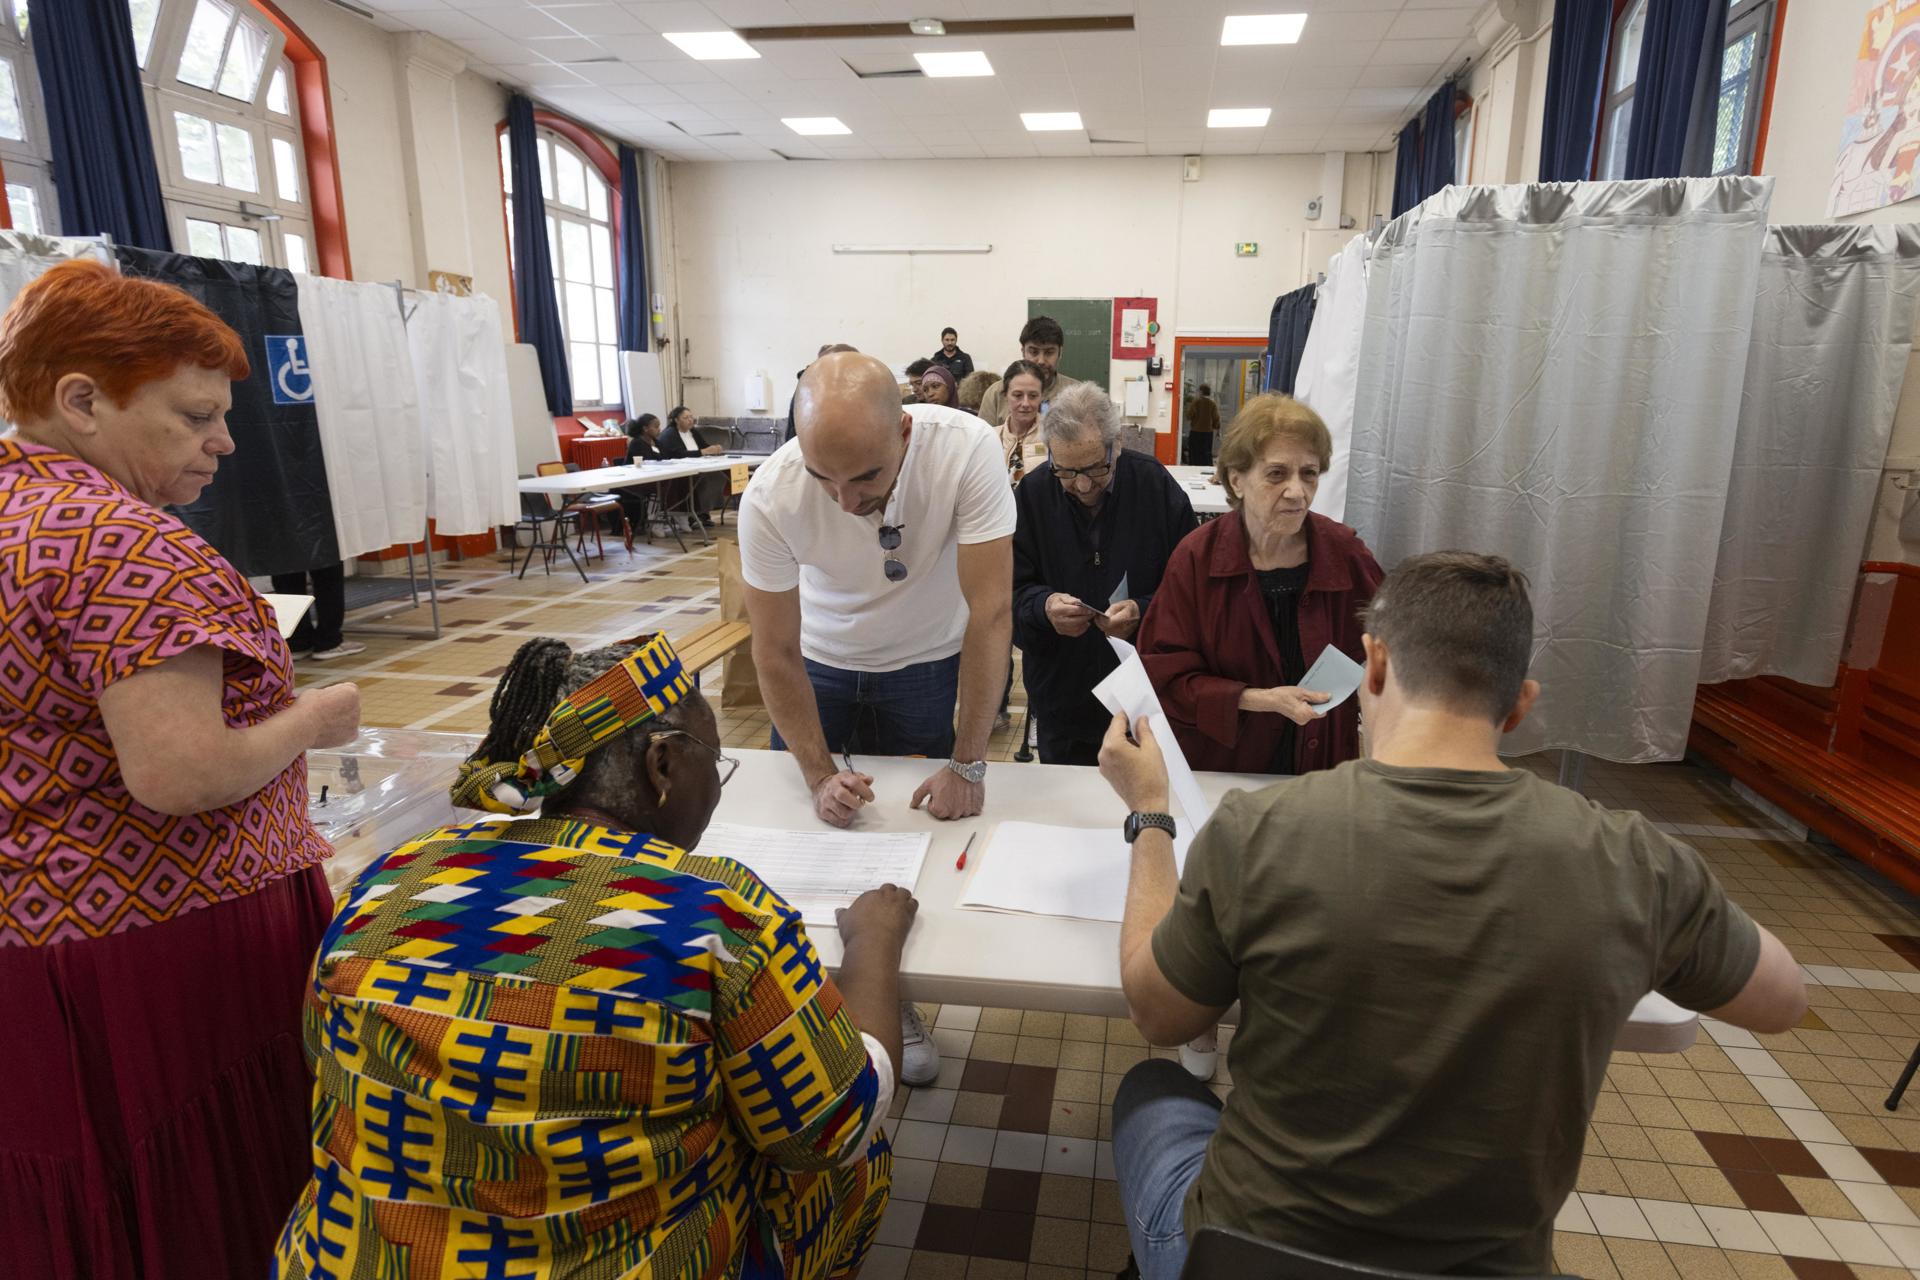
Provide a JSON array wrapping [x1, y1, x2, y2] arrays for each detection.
[[0, 433, 336, 1280]]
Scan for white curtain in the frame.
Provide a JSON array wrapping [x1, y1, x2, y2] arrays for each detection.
[[0, 233, 114, 319], [293, 275, 429, 561], [1699, 224, 1920, 686], [1346, 178, 1774, 763], [1293, 232, 1371, 523], [409, 292, 520, 537]]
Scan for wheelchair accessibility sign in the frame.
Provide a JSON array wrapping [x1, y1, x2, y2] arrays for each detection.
[[265, 335, 314, 405]]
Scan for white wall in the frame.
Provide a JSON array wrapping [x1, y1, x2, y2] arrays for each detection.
[[1758, 0, 1920, 563], [667, 153, 1377, 425]]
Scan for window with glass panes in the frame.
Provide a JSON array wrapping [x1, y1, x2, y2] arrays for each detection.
[[0, 0, 57, 236], [137, 0, 312, 270], [500, 129, 622, 408], [1597, 0, 1776, 180]]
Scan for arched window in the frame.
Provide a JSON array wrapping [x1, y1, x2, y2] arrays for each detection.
[[138, 0, 312, 270], [500, 127, 620, 409], [0, 0, 56, 233]]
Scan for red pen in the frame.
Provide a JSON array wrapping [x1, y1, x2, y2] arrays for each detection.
[[956, 830, 977, 871]]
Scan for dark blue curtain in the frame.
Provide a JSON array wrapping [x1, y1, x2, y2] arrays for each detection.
[[31, 0, 170, 248], [1418, 84, 1458, 200], [1264, 284, 1317, 395], [617, 144, 649, 354], [1391, 124, 1423, 218], [1539, 0, 1613, 181], [1623, 0, 1732, 179], [507, 94, 572, 416]]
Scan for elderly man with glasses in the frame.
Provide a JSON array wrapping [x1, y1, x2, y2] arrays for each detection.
[[1012, 382, 1198, 765]]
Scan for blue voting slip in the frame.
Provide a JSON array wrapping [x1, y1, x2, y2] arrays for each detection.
[[1299, 644, 1365, 717]]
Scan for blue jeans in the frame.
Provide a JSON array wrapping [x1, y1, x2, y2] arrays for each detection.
[[770, 654, 960, 758], [1112, 1058, 1225, 1280]]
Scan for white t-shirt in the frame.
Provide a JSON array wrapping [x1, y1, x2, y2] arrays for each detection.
[[738, 403, 1017, 671]]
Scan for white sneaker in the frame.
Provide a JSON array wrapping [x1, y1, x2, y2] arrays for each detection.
[[310, 642, 366, 661], [900, 1002, 940, 1087], [1179, 1029, 1218, 1082]]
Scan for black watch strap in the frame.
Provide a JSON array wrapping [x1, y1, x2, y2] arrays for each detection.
[[1124, 811, 1177, 844]]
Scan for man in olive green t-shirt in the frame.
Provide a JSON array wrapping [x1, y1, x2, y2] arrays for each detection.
[[1096, 551, 1809, 1278]]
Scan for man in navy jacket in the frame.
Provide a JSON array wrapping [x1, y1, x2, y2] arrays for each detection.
[[1012, 383, 1199, 764]]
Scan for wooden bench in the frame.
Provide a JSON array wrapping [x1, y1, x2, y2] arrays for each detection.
[[672, 618, 752, 680]]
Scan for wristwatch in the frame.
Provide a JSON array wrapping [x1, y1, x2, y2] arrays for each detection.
[[946, 758, 988, 784], [1124, 811, 1177, 844]]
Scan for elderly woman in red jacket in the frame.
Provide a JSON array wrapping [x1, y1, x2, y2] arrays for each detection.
[[1138, 394, 1382, 776]]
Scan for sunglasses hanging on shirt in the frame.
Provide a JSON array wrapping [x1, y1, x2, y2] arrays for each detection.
[[879, 523, 908, 581]]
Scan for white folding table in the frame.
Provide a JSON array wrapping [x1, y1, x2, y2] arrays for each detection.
[[313, 736, 1697, 1054]]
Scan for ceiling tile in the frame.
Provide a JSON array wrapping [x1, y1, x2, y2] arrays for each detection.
[[1302, 10, 1399, 42], [702, 0, 801, 22], [1386, 7, 1475, 40], [520, 35, 607, 60], [544, 4, 652, 34], [1370, 36, 1469, 65], [479, 8, 583, 37]]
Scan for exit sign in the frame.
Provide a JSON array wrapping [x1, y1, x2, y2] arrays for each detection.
[[1235, 242, 1259, 257]]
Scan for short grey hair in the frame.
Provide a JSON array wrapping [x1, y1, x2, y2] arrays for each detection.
[[1042, 382, 1122, 451]]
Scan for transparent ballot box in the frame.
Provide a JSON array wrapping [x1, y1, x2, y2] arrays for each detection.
[[307, 727, 481, 891]]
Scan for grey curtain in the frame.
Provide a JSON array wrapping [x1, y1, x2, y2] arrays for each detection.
[[1346, 178, 1774, 762], [1700, 224, 1920, 685]]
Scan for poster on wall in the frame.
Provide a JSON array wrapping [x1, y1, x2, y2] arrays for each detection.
[[1830, 0, 1920, 217], [1111, 296, 1156, 359]]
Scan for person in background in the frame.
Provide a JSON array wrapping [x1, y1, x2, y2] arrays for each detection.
[[1013, 383, 1196, 765], [273, 634, 910, 1280], [625, 410, 663, 463], [270, 561, 365, 662], [1182, 382, 1221, 467], [1096, 552, 1807, 1279], [929, 326, 973, 379], [659, 404, 729, 529], [0, 259, 363, 1279], [614, 412, 663, 543], [919, 363, 959, 409], [739, 352, 1016, 1086], [976, 314, 1079, 425], [957, 369, 997, 418], [996, 359, 1050, 487], [1139, 393, 1380, 780], [903, 358, 934, 403]]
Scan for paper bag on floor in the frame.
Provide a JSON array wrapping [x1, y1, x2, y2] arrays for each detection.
[[717, 539, 763, 711]]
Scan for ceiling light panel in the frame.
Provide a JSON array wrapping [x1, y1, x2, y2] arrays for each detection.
[[663, 31, 760, 60], [783, 116, 852, 135], [1021, 111, 1083, 132], [1221, 14, 1308, 46], [1208, 107, 1272, 128], [914, 50, 994, 77]]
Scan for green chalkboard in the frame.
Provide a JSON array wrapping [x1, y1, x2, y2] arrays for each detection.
[[1028, 298, 1111, 392]]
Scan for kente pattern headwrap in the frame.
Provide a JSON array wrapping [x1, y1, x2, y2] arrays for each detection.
[[448, 633, 694, 813]]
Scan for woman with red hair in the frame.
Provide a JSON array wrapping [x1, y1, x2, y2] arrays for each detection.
[[0, 260, 362, 1278]]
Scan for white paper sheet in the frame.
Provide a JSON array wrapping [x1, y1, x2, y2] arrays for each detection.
[[959, 821, 1193, 923], [702, 822, 931, 929], [1093, 638, 1212, 829], [262, 594, 315, 639], [1109, 573, 1129, 607], [1298, 644, 1365, 717]]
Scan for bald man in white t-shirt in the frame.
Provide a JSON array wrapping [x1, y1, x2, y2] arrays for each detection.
[[740, 353, 1015, 1087], [740, 352, 1016, 828]]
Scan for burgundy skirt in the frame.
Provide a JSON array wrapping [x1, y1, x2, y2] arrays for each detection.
[[0, 864, 332, 1280]]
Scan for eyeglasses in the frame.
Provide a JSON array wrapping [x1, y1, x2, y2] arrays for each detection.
[[654, 729, 739, 786], [879, 523, 908, 582], [1050, 447, 1114, 487]]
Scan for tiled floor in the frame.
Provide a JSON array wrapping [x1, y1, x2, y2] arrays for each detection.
[[310, 532, 1920, 1279]]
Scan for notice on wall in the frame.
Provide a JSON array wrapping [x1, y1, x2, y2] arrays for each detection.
[[1111, 296, 1156, 359], [1831, 0, 1920, 217]]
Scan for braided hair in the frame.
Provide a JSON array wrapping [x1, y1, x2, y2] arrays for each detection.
[[472, 637, 574, 766]]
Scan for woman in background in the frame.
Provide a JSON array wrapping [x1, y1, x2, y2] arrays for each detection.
[[918, 363, 958, 408], [0, 260, 362, 1279], [1139, 393, 1381, 777], [996, 359, 1050, 488]]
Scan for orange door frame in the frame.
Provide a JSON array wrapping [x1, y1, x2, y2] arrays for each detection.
[[1167, 335, 1268, 465]]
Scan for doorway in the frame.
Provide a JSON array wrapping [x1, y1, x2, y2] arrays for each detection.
[[1168, 335, 1268, 468]]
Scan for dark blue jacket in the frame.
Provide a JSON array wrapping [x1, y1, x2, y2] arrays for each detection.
[[1012, 449, 1198, 741]]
